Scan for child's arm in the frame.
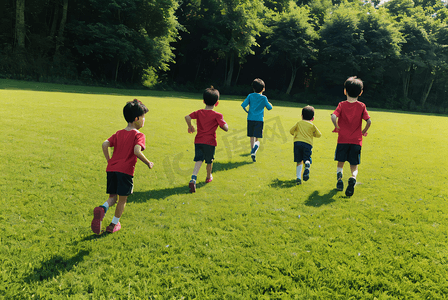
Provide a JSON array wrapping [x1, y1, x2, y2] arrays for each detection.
[[331, 114, 339, 131], [362, 118, 371, 136], [134, 145, 154, 169], [314, 126, 322, 138], [241, 97, 249, 113], [221, 123, 229, 132], [290, 124, 297, 135], [185, 115, 195, 133], [102, 140, 111, 162]]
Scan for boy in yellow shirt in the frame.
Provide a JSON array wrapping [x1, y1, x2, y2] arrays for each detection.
[[290, 106, 322, 185]]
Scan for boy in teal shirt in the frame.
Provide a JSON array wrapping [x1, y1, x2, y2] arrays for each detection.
[[241, 78, 273, 162]]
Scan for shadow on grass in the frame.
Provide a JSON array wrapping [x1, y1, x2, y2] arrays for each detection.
[[304, 190, 338, 207], [131, 160, 251, 202], [212, 161, 252, 171], [270, 178, 297, 188], [24, 250, 89, 283], [0, 79, 199, 99]]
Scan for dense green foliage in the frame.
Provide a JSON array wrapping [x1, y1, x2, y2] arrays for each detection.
[[1, 0, 448, 112], [1, 80, 447, 298]]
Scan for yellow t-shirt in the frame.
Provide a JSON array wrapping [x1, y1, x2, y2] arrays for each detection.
[[290, 120, 322, 146]]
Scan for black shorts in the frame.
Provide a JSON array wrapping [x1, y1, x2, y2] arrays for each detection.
[[294, 141, 313, 163], [334, 144, 362, 165], [194, 144, 216, 164], [106, 172, 134, 196], [247, 120, 264, 138]]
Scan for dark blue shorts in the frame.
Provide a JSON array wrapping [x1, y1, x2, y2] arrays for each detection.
[[107, 172, 134, 196], [194, 144, 216, 164], [335, 144, 362, 165], [294, 141, 313, 163], [247, 120, 264, 138]]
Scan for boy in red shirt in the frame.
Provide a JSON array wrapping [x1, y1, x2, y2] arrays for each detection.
[[91, 99, 154, 234], [185, 87, 229, 193], [331, 77, 371, 197]]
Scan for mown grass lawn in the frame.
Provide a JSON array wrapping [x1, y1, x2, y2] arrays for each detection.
[[1, 79, 447, 299]]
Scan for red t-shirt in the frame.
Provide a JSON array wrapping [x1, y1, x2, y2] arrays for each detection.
[[333, 100, 370, 146], [106, 129, 146, 176], [189, 109, 227, 146]]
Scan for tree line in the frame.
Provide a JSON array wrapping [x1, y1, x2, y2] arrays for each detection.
[[1, 0, 448, 113]]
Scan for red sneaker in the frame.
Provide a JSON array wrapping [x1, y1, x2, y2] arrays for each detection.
[[91, 207, 105, 234], [205, 175, 213, 183], [189, 181, 196, 193]]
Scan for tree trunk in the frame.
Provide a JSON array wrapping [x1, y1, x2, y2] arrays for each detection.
[[224, 55, 228, 84], [115, 60, 120, 82], [285, 58, 298, 95], [420, 75, 434, 108], [50, 3, 60, 39], [224, 52, 234, 87], [402, 65, 412, 99], [54, 0, 68, 56], [234, 63, 242, 86], [194, 56, 202, 82], [15, 0, 26, 52], [286, 67, 298, 95]]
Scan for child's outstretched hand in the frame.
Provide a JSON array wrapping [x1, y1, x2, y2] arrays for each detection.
[[188, 126, 195, 133], [148, 161, 154, 169], [362, 132, 368, 137]]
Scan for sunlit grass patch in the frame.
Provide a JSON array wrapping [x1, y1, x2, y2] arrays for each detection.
[[1, 79, 447, 299]]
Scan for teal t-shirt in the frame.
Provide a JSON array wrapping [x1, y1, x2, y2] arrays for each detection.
[[241, 93, 273, 121]]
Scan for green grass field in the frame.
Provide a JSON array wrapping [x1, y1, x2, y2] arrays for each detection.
[[1, 79, 447, 299]]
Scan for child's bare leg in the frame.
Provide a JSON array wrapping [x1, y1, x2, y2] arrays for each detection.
[[105, 195, 127, 233], [250, 137, 256, 149], [98, 194, 117, 213], [113, 195, 128, 220], [337, 161, 345, 177], [106, 194, 118, 208], [192, 161, 203, 177], [350, 164, 358, 179], [206, 163, 213, 180], [189, 161, 202, 193]]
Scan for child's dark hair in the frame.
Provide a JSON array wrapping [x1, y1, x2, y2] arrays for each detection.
[[203, 86, 220, 106], [252, 78, 265, 93], [344, 76, 363, 98], [123, 99, 149, 123], [302, 105, 315, 121]]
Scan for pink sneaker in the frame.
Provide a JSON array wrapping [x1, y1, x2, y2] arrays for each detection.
[[205, 175, 213, 183], [91, 207, 105, 234], [106, 222, 121, 233]]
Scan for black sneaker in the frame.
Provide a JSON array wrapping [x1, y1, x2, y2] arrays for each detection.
[[336, 172, 343, 191], [296, 178, 302, 185], [251, 154, 256, 162], [345, 177, 356, 197], [303, 162, 311, 181]]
